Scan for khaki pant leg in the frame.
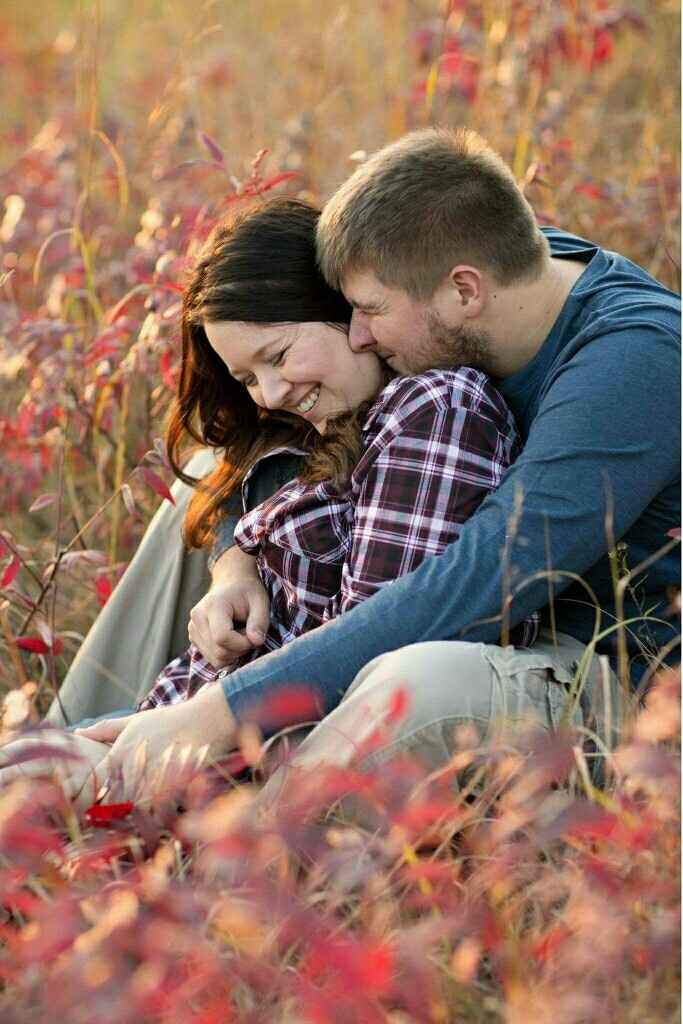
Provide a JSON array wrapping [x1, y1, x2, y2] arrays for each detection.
[[258, 631, 622, 811], [46, 449, 221, 727]]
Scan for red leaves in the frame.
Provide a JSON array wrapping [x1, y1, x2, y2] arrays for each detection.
[[60, 549, 108, 570], [159, 349, 179, 391], [531, 925, 572, 963], [385, 685, 409, 725], [303, 935, 395, 998], [0, 11, 679, 1021], [15, 635, 64, 655], [590, 27, 614, 68], [121, 482, 138, 518], [139, 467, 176, 505], [244, 171, 301, 195], [575, 182, 607, 200], [200, 131, 225, 165], [95, 575, 113, 606], [249, 684, 323, 731], [84, 802, 135, 827], [0, 554, 20, 589], [28, 493, 56, 513], [83, 326, 128, 367], [578, 853, 624, 896], [222, 171, 302, 206]]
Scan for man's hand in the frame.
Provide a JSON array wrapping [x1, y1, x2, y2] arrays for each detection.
[[190, 545, 270, 667], [75, 683, 238, 806]]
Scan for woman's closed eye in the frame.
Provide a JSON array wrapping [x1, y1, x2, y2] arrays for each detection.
[[270, 346, 289, 367], [234, 347, 288, 389]]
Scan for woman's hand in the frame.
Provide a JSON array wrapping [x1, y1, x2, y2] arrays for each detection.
[[0, 732, 112, 813], [190, 546, 270, 666], [75, 683, 238, 805]]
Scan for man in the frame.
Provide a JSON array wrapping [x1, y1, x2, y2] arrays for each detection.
[[76, 127, 680, 800]]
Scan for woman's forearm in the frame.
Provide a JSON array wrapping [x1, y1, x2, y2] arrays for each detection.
[[189, 543, 270, 664], [210, 541, 261, 587]]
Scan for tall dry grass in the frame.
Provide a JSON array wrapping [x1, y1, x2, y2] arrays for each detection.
[[0, 3, 679, 1021], [0, 0, 679, 693]]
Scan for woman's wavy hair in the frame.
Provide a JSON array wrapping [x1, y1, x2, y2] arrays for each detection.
[[166, 197, 380, 549]]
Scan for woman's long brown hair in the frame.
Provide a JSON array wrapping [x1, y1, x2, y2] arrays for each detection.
[[165, 197, 380, 549]]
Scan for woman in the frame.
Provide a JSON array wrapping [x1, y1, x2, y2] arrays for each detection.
[[1, 198, 532, 806]]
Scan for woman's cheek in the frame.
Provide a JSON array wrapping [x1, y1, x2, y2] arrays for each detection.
[[287, 351, 329, 382]]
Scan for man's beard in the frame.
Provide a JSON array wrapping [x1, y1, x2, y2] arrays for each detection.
[[404, 311, 497, 376]]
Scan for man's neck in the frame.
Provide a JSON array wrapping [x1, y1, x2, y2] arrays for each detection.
[[485, 257, 587, 378]]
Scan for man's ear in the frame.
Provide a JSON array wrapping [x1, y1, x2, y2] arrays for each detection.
[[447, 265, 485, 316]]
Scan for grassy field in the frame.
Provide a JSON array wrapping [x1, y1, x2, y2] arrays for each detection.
[[0, 1, 680, 1021]]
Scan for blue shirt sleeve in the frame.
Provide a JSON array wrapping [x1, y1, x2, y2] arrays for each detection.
[[207, 451, 307, 570], [221, 325, 680, 725]]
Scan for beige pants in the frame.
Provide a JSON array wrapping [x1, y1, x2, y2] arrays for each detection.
[[47, 449, 622, 789], [46, 448, 221, 726], [257, 629, 622, 809]]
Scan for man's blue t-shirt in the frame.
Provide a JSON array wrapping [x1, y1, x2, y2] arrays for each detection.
[[496, 228, 680, 680], [213, 228, 680, 722]]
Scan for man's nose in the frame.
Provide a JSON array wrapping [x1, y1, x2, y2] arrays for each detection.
[[349, 311, 376, 352]]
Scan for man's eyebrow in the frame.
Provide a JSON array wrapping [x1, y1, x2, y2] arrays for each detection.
[[348, 298, 385, 312]]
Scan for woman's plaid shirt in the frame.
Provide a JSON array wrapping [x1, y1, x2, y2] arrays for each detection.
[[138, 369, 538, 710]]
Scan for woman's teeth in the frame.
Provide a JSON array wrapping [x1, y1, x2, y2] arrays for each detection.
[[296, 386, 320, 414]]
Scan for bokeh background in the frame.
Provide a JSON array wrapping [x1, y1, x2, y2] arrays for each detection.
[[0, 6, 679, 1022], [0, 0, 680, 688]]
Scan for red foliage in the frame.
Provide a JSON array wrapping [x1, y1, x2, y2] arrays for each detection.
[[0, 554, 20, 589], [139, 467, 176, 506], [15, 635, 64, 655], [250, 684, 323, 730], [84, 801, 135, 826], [95, 575, 114, 606]]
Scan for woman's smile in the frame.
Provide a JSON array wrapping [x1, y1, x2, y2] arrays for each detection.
[[295, 385, 320, 415]]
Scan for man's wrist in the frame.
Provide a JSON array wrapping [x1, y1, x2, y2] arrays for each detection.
[[192, 681, 237, 746]]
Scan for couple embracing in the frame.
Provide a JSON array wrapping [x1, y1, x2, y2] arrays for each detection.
[[6, 127, 680, 811]]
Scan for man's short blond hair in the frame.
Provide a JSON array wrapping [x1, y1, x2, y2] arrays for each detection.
[[317, 127, 550, 299]]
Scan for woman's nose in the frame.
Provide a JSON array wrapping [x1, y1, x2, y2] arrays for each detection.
[[258, 373, 292, 410], [349, 310, 377, 352]]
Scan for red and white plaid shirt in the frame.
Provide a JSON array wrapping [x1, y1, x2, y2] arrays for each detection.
[[139, 369, 537, 710]]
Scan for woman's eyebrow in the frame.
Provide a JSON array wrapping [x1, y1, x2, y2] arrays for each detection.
[[228, 333, 286, 378]]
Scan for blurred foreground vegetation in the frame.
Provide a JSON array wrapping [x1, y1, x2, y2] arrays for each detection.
[[0, 3, 679, 1021]]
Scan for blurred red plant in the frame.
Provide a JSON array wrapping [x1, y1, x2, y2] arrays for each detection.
[[0, 669, 676, 1022]]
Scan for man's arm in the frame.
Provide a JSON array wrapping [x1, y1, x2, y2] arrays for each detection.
[[217, 327, 680, 726]]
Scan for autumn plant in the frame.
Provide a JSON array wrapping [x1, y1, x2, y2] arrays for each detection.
[[0, 0, 679, 1020], [0, 666, 679, 1023]]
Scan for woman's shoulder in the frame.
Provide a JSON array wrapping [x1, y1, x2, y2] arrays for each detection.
[[363, 367, 505, 434], [241, 443, 309, 494]]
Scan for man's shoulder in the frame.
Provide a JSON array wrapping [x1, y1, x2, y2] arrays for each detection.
[[542, 226, 680, 316], [536, 227, 680, 370], [541, 225, 601, 258]]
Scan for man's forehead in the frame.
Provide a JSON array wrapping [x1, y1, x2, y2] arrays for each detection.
[[342, 269, 391, 304]]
